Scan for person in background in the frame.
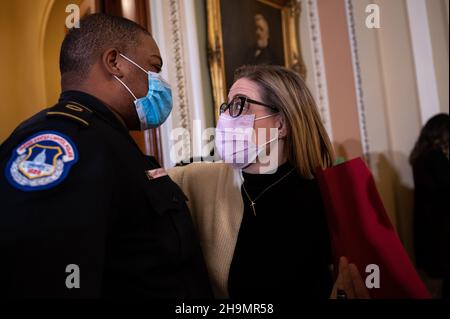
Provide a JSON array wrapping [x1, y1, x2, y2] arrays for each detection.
[[410, 113, 449, 299]]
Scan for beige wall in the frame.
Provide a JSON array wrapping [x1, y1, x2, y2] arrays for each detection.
[[0, 0, 49, 142], [0, 0, 81, 143], [298, 0, 448, 258], [351, 0, 399, 228], [303, 0, 448, 258], [44, 0, 79, 106], [351, 0, 449, 257], [376, 0, 422, 257], [0, 1, 17, 141], [427, 0, 449, 114]]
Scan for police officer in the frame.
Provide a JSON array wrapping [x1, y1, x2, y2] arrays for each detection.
[[0, 13, 212, 298]]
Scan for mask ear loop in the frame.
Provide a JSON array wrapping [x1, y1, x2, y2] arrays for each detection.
[[120, 53, 172, 90], [254, 113, 283, 141], [119, 53, 149, 74], [255, 113, 278, 121], [114, 75, 137, 100]]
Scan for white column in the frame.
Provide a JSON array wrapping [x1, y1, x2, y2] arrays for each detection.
[[178, 0, 215, 161], [150, 0, 214, 167], [406, 0, 441, 125]]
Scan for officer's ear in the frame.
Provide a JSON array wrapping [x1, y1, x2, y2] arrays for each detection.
[[102, 48, 123, 77]]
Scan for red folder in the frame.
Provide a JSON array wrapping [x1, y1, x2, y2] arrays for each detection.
[[316, 158, 430, 298]]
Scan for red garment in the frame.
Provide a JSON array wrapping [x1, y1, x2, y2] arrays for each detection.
[[316, 158, 430, 298]]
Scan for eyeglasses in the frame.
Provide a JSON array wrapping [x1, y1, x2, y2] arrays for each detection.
[[219, 96, 279, 118]]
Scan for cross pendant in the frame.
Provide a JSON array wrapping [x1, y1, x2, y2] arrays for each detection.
[[250, 201, 256, 216]]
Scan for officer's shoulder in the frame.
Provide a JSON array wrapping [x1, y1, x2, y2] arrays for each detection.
[[1, 102, 101, 193], [2, 101, 99, 161], [12, 102, 93, 137], [2, 102, 95, 151], [46, 101, 94, 128]]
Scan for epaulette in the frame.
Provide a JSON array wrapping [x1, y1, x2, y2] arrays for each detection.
[[46, 101, 93, 127]]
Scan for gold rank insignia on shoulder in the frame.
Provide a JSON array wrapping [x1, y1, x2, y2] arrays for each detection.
[[46, 101, 93, 127]]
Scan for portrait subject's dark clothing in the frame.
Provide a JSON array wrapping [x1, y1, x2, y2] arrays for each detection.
[[0, 90, 212, 298], [412, 149, 449, 279], [228, 162, 333, 299], [244, 44, 283, 66]]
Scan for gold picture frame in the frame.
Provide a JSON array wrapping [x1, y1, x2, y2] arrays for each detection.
[[207, 0, 306, 118]]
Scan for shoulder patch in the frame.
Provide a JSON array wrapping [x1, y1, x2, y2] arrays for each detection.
[[5, 131, 78, 191], [46, 101, 93, 126]]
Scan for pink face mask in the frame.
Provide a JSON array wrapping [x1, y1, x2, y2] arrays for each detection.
[[215, 113, 278, 169]]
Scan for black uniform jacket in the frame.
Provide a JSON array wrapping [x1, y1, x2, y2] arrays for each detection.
[[0, 90, 212, 298]]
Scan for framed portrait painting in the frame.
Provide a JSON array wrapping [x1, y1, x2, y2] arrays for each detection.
[[207, 0, 306, 118]]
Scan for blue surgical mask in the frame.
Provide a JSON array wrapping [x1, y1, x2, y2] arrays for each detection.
[[114, 53, 173, 130]]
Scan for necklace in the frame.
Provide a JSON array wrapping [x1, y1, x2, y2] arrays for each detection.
[[242, 168, 295, 216]]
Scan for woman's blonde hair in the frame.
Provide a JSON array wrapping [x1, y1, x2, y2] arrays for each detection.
[[234, 65, 335, 179]]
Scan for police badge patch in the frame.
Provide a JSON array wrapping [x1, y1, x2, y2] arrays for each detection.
[[5, 131, 78, 191]]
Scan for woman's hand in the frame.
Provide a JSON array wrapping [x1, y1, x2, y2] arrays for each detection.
[[330, 256, 371, 299]]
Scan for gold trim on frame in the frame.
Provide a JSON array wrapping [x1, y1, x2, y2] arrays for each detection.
[[207, 0, 306, 119]]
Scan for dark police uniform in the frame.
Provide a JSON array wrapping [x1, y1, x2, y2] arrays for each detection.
[[0, 91, 212, 298]]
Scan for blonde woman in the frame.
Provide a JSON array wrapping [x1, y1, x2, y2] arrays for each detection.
[[169, 65, 368, 299]]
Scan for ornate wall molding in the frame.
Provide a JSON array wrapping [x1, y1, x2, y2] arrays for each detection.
[[167, 0, 192, 161], [345, 0, 370, 163], [168, 0, 191, 133]]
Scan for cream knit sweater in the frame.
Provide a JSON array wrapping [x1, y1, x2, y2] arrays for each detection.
[[168, 162, 244, 298]]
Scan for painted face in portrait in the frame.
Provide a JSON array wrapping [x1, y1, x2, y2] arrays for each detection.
[[255, 14, 269, 49]]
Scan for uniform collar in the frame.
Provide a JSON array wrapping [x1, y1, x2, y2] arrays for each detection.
[[59, 90, 129, 135]]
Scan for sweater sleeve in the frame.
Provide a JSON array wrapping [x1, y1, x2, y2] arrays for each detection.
[[167, 163, 244, 298]]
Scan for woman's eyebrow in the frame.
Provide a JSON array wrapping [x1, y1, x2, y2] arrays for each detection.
[[228, 94, 249, 101]]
